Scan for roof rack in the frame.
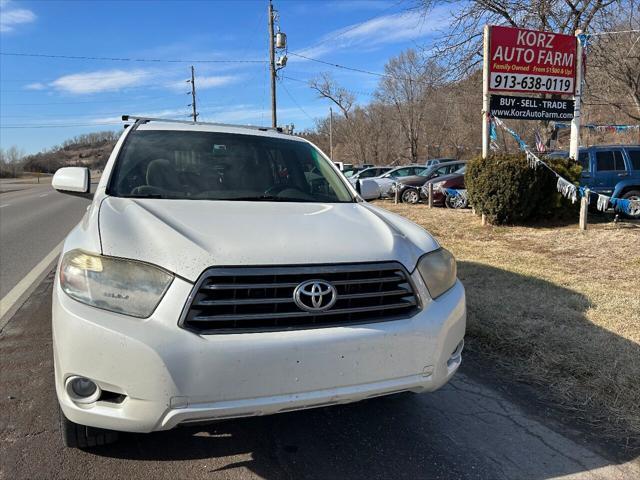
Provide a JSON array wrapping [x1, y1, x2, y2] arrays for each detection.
[[121, 115, 287, 134]]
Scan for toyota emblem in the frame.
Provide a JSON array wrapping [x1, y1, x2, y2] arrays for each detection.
[[293, 280, 337, 312]]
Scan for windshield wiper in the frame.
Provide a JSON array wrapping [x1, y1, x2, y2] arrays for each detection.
[[123, 194, 171, 199], [223, 195, 315, 202]]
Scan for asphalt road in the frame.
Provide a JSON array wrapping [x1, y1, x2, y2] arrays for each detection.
[[1, 274, 637, 480], [0, 180, 91, 299]]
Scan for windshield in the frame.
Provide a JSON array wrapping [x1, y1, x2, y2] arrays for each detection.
[[108, 130, 354, 203], [417, 167, 433, 176]]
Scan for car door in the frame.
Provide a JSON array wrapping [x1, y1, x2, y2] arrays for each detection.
[[623, 147, 640, 180], [592, 148, 627, 194]]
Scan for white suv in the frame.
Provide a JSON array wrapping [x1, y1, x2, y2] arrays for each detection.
[[51, 117, 466, 448]]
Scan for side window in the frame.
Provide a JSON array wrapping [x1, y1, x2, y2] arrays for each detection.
[[627, 149, 640, 170], [436, 166, 449, 175], [595, 151, 625, 171], [578, 152, 590, 172], [360, 169, 375, 178]]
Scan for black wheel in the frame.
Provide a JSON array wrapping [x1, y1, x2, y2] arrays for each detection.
[[622, 190, 640, 219], [401, 188, 420, 204], [59, 406, 118, 448]]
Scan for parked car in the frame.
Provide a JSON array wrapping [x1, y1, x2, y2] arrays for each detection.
[[50, 117, 466, 449], [369, 165, 428, 197], [421, 166, 467, 207], [348, 166, 393, 186], [394, 161, 467, 204], [425, 157, 457, 168], [546, 145, 639, 218]]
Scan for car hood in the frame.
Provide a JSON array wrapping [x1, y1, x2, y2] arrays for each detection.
[[425, 173, 463, 184], [396, 175, 428, 186], [98, 197, 439, 282]]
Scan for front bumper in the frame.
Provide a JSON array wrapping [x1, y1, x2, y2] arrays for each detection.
[[53, 272, 466, 433], [420, 189, 445, 206]]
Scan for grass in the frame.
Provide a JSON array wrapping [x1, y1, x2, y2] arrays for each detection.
[[377, 201, 640, 446]]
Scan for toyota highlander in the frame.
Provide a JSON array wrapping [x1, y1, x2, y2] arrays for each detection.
[[51, 116, 466, 448]]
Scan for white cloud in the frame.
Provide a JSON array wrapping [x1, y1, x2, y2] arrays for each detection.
[[0, 0, 36, 33], [293, 8, 450, 60], [50, 69, 153, 94], [166, 74, 238, 92], [198, 75, 237, 89], [24, 82, 46, 90]]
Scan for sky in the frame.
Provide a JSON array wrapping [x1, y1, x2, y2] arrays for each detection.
[[0, 0, 452, 154]]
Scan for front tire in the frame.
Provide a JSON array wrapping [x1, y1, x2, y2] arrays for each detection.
[[401, 188, 420, 204], [59, 407, 118, 448], [621, 190, 640, 219]]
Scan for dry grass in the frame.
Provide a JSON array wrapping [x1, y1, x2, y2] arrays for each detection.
[[378, 201, 640, 444]]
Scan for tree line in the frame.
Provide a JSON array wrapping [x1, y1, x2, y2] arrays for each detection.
[[301, 0, 639, 166]]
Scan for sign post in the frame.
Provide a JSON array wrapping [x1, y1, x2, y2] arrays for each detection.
[[482, 25, 491, 160], [569, 30, 584, 161]]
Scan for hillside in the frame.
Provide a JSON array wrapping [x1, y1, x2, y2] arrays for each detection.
[[22, 131, 118, 173]]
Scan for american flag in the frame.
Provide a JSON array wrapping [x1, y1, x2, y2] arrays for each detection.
[[535, 131, 547, 153]]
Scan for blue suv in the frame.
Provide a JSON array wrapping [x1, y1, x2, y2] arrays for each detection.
[[548, 145, 640, 219]]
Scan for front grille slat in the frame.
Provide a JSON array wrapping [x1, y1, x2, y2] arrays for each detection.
[[194, 297, 295, 306], [191, 300, 417, 323], [180, 262, 420, 334]]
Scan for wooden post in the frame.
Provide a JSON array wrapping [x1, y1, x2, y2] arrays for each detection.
[[428, 183, 433, 208], [394, 182, 399, 204], [481, 213, 487, 226], [579, 189, 589, 230]]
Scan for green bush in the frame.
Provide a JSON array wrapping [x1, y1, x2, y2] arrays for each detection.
[[466, 153, 582, 225]]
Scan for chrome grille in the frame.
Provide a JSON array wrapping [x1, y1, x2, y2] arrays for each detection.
[[180, 263, 420, 333]]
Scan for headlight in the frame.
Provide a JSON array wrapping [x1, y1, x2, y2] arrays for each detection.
[[416, 248, 457, 299], [59, 250, 173, 318]]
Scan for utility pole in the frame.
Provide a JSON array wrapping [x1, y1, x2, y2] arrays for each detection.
[[188, 65, 198, 122], [329, 107, 333, 160], [268, 1, 287, 128], [268, 1, 277, 128]]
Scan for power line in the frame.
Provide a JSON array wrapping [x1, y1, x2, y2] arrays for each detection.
[[0, 51, 266, 64], [288, 52, 389, 78], [280, 79, 314, 122], [0, 95, 180, 106], [588, 29, 640, 36], [281, 75, 375, 97]]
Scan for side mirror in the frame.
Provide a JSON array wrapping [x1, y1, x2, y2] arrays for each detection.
[[52, 167, 91, 197], [359, 179, 380, 201]]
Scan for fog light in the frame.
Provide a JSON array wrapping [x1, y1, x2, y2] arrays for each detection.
[[65, 376, 101, 404], [71, 377, 97, 396]]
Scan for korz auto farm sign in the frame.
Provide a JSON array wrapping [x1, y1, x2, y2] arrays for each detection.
[[489, 26, 577, 94]]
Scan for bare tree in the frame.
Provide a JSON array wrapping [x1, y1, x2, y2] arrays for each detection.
[[587, 1, 640, 121], [309, 73, 356, 119], [0, 146, 25, 178], [419, 0, 623, 78], [376, 49, 444, 163]]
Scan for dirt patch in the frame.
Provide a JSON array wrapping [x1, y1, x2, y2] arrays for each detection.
[[377, 201, 640, 447]]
